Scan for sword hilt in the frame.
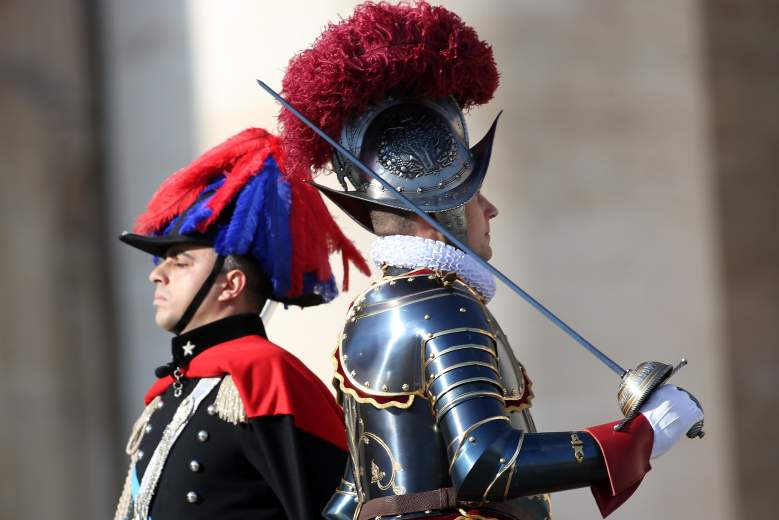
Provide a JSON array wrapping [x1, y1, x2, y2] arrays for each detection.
[[613, 358, 704, 439]]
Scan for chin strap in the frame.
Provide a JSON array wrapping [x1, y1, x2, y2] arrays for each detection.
[[172, 255, 226, 336]]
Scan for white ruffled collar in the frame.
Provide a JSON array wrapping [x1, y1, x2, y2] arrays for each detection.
[[370, 235, 496, 302]]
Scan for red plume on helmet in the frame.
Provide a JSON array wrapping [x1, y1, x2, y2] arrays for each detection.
[[279, 1, 499, 179]]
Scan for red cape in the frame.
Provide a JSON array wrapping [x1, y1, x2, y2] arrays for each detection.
[[144, 335, 347, 451]]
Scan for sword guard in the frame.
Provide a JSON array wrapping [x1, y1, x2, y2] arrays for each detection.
[[613, 358, 704, 439]]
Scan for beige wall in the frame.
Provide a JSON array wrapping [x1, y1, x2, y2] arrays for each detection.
[[104, 1, 739, 519]]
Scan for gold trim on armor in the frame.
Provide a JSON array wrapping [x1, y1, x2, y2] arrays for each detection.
[[332, 340, 420, 410], [436, 390, 505, 421], [425, 326, 496, 342], [433, 377, 504, 403], [448, 415, 512, 473], [354, 282, 483, 319], [424, 344, 498, 369], [362, 431, 407, 496], [484, 431, 524, 502], [570, 432, 585, 463], [428, 361, 500, 387]]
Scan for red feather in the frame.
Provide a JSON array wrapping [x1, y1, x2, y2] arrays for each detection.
[[135, 128, 276, 234], [279, 1, 499, 180], [132, 127, 369, 294]]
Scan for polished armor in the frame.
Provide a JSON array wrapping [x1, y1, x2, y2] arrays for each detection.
[[280, 4, 701, 519], [324, 269, 607, 520]]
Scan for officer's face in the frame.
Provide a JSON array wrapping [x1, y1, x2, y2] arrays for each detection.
[[148, 244, 218, 333], [465, 192, 499, 260]]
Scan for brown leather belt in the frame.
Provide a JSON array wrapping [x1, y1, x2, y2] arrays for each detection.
[[357, 487, 457, 520]]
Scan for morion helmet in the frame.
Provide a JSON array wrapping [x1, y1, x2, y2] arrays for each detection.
[[279, 1, 500, 244]]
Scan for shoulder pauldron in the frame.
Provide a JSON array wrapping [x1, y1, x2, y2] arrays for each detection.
[[334, 271, 494, 409]]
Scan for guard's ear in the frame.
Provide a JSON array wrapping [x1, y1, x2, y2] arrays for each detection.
[[217, 268, 247, 303]]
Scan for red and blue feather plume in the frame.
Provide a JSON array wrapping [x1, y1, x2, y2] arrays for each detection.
[[132, 127, 369, 305]]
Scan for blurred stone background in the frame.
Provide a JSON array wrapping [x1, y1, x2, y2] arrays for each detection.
[[1, 1, 776, 519]]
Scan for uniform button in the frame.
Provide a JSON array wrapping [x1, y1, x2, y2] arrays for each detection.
[[189, 460, 201, 472], [197, 430, 209, 442], [186, 491, 199, 503], [206, 404, 217, 416], [136, 450, 144, 460], [144, 424, 152, 434]]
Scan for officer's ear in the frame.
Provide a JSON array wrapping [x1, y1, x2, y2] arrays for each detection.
[[217, 268, 247, 303]]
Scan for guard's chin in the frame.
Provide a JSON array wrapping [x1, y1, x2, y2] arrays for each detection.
[[154, 310, 178, 333]]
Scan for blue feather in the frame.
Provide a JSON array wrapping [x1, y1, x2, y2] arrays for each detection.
[[215, 172, 267, 256], [179, 177, 225, 235]]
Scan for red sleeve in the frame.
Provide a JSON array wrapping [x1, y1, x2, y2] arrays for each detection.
[[584, 414, 653, 517]]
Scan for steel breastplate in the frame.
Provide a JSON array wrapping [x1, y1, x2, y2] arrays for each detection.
[[333, 270, 551, 519]]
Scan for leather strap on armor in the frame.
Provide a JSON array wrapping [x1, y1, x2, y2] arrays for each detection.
[[357, 487, 457, 520]]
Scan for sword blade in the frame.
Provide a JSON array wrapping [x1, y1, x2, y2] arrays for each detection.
[[258, 79, 626, 377]]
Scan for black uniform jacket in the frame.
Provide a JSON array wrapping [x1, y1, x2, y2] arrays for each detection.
[[128, 314, 347, 519]]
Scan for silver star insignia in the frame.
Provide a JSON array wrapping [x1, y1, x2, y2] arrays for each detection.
[[182, 341, 195, 356]]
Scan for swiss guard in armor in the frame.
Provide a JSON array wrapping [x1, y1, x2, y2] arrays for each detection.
[[277, 3, 705, 519], [113, 128, 369, 519]]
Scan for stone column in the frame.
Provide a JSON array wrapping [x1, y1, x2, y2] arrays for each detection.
[[703, 2, 779, 517], [0, 1, 120, 518]]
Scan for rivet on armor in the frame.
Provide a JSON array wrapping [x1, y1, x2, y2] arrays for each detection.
[[351, 317, 356, 323], [186, 491, 199, 504], [468, 436, 476, 443], [189, 460, 201, 472], [389, 280, 396, 286], [381, 384, 388, 391], [428, 274, 436, 280], [438, 182, 444, 188], [206, 404, 217, 416], [402, 383, 410, 391], [429, 352, 436, 359], [416, 187, 423, 193], [197, 430, 209, 442], [427, 332, 433, 339], [499, 458, 506, 464], [355, 305, 361, 311], [424, 314, 431, 320], [407, 277, 414, 282], [364, 381, 371, 388], [343, 354, 349, 361], [144, 424, 153, 434], [136, 450, 144, 460], [459, 307, 467, 313], [156, 400, 164, 410], [351, 370, 357, 377]]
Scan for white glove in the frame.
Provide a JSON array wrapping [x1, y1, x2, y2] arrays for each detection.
[[639, 384, 704, 459]]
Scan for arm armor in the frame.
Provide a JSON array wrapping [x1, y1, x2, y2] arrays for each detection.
[[425, 322, 608, 503], [323, 464, 358, 520]]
